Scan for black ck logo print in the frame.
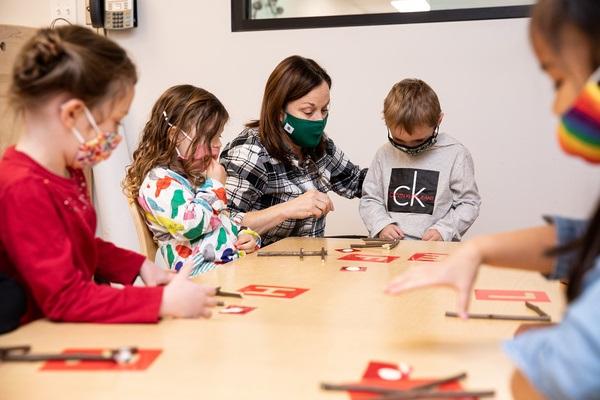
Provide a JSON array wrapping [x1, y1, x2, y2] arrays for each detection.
[[387, 168, 439, 214]]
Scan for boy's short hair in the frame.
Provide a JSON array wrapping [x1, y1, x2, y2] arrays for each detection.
[[383, 79, 442, 135]]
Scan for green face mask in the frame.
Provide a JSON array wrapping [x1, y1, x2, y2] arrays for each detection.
[[283, 113, 328, 149]]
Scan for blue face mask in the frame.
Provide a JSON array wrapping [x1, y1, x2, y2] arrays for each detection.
[[388, 126, 439, 155]]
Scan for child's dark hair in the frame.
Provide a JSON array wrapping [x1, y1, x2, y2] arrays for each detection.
[[10, 25, 137, 111], [123, 85, 229, 200], [532, 0, 600, 302]]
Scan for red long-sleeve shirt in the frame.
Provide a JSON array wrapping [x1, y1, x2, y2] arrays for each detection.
[[0, 147, 163, 324]]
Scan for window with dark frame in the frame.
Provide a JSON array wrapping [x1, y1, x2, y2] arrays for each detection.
[[231, 0, 533, 32]]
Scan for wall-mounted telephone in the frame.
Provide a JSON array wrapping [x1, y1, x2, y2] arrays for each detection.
[[89, 0, 137, 30]]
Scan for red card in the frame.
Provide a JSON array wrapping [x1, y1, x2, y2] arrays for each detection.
[[349, 361, 467, 400], [408, 252, 448, 262], [341, 266, 367, 272], [475, 289, 550, 303], [335, 248, 361, 253], [218, 305, 255, 315], [238, 284, 309, 299], [338, 254, 399, 263], [40, 349, 161, 371], [362, 361, 411, 380]]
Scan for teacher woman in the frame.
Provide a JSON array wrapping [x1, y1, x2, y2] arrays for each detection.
[[220, 55, 366, 245]]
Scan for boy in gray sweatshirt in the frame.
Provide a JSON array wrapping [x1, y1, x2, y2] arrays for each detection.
[[359, 79, 481, 241]]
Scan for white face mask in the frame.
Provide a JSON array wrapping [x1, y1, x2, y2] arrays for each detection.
[[163, 110, 194, 159]]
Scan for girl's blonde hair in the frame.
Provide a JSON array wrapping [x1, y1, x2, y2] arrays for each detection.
[[123, 85, 229, 200]]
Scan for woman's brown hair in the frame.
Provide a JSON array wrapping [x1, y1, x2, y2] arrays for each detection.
[[10, 25, 137, 112], [123, 85, 229, 200], [247, 55, 331, 166], [532, 0, 600, 302]]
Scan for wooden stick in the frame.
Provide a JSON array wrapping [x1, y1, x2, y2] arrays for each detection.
[[215, 287, 243, 299], [445, 311, 551, 322], [257, 249, 328, 258], [525, 301, 549, 318], [351, 243, 386, 248], [321, 383, 404, 395], [321, 372, 467, 395], [2, 347, 138, 363], [382, 241, 399, 250], [351, 241, 399, 249], [372, 390, 495, 400], [405, 372, 467, 391]]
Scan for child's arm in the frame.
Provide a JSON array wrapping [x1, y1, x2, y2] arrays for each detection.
[[427, 149, 481, 241], [139, 168, 226, 242], [359, 152, 398, 237], [0, 186, 163, 323], [504, 278, 600, 399], [94, 238, 146, 284]]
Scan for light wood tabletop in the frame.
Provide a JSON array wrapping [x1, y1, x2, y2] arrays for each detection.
[[0, 238, 565, 400]]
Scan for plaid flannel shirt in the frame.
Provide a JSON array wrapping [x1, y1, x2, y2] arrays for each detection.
[[220, 128, 367, 245]]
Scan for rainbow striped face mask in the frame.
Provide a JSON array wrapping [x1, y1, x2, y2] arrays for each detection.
[[558, 67, 600, 163]]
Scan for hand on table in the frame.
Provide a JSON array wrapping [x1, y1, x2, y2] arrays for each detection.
[[422, 228, 443, 241], [160, 262, 218, 319], [235, 233, 258, 253], [385, 241, 482, 319], [378, 224, 405, 240]]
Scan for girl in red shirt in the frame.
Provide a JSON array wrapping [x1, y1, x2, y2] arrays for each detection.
[[0, 25, 217, 324]]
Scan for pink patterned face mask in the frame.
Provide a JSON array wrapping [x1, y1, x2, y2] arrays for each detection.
[[71, 107, 122, 167]]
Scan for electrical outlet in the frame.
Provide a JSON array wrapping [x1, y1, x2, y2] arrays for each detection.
[[49, 0, 77, 24]]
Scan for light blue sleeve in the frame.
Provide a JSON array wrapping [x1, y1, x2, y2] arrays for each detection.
[[503, 268, 600, 400], [543, 215, 588, 280]]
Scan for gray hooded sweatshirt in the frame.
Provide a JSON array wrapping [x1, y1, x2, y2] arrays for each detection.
[[359, 132, 481, 241]]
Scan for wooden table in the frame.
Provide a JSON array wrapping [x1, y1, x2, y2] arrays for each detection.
[[0, 238, 565, 399]]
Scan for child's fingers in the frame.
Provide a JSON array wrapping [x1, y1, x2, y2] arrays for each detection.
[[392, 225, 405, 236], [239, 240, 256, 251], [456, 288, 472, 320], [205, 297, 219, 307], [200, 308, 213, 319], [200, 285, 217, 296], [235, 235, 252, 248], [177, 261, 194, 279]]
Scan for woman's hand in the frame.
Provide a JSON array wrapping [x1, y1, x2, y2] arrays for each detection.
[[286, 190, 334, 219], [378, 224, 405, 240], [139, 259, 175, 286], [235, 233, 258, 253], [385, 241, 483, 318], [159, 262, 218, 319]]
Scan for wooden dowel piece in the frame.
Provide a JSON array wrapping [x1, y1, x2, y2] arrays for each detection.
[[445, 311, 551, 322], [372, 390, 495, 400], [525, 301, 549, 318]]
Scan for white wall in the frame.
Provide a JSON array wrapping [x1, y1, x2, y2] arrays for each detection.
[[2, 0, 598, 251]]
